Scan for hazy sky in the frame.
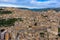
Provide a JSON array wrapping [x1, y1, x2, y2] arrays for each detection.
[[0, 0, 60, 9]]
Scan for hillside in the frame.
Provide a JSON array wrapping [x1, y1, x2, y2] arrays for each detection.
[[0, 7, 60, 40]]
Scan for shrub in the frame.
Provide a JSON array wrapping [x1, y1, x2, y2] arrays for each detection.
[[40, 32, 44, 37], [58, 28, 60, 32], [18, 18, 23, 21]]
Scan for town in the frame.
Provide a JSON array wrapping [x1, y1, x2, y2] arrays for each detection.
[[0, 7, 60, 40]]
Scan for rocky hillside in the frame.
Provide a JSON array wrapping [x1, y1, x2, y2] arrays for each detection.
[[0, 7, 60, 40]]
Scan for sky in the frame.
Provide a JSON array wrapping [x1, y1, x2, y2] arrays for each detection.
[[0, 0, 60, 9]]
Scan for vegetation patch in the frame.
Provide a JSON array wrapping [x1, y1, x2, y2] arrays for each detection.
[[0, 18, 23, 27], [40, 32, 44, 37], [58, 28, 60, 32], [17, 18, 23, 21], [0, 8, 4, 10], [0, 11, 12, 14]]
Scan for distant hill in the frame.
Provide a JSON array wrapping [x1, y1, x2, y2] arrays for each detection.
[[0, 7, 60, 12], [18, 7, 60, 12]]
